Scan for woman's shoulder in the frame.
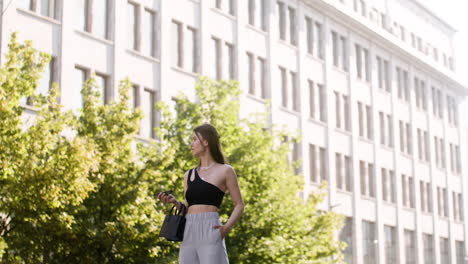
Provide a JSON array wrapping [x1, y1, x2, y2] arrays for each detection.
[[217, 164, 236, 176]]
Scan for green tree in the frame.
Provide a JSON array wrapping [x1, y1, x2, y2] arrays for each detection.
[[0, 34, 345, 263], [149, 77, 345, 263], [0, 33, 98, 263]]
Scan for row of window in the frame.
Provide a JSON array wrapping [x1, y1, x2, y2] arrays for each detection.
[[308, 144, 464, 219], [340, 217, 466, 264], [19, 0, 460, 128], [350, 0, 455, 72], [277, 64, 458, 131], [33, 0, 452, 78], [22, 58, 158, 139]]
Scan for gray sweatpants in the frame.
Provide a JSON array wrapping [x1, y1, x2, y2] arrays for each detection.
[[179, 212, 229, 264]]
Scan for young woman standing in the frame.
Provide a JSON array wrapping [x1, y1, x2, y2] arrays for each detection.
[[157, 123, 244, 264]]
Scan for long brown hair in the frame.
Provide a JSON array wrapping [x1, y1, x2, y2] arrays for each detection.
[[193, 123, 225, 164]]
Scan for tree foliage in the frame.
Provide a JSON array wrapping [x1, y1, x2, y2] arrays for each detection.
[[0, 34, 344, 263]]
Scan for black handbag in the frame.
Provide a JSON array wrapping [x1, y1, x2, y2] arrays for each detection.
[[159, 203, 187, 241]]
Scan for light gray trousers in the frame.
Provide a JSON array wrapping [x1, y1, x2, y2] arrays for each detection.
[[179, 212, 229, 264]]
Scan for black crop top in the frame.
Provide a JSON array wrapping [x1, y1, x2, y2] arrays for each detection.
[[185, 168, 225, 208]]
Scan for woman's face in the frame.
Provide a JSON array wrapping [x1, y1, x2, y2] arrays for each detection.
[[191, 132, 207, 156]]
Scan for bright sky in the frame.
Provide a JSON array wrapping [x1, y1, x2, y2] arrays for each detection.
[[427, 0, 468, 86], [426, 0, 468, 120]]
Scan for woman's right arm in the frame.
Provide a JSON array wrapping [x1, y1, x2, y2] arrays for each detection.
[[156, 170, 189, 211]]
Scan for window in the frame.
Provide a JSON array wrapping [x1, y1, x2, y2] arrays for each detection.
[[434, 136, 446, 169], [362, 221, 376, 264], [247, 53, 266, 99], [93, 0, 108, 39], [142, 9, 157, 57], [248, 0, 266, 31], [77, 0, 109, 39], [172, 21, 183, 68], [278, 2, 286, 41], [358, 103, 364, 137], [399, 121, 411, 155], [404, 230, 416, 264], [400, 25, 406, 41], [440, 237, 450, 264], [186, 27, 198, 73], [397, 67, 409, 102], [340, 217, 353, 263], [335, 92, 350, 132], [377, 56, 390, 92], [332, 32, 339, 67], [379, 112, 387, 146], [212, 37, 222, 80], [343, 95, 350, 131], [455, 145, 461, 174], [335, 92, 341, 129], [314, 22, 323, 59], [309, 144, 317, 183], [140, 88, 157, 139], [277, 2, 296, 46], [215, 0, 235, 16], [72, 66, 89, 110], [387, 114, 393, 147], [420, 181, 432, 213], [385, 225, 397, 264], [211, 37, 235, 80], [309, 144, 327, 183], [280, 67, 287, 108], [20, 0, 59, 19], [95, 73, 109, 104], [224, 42, 235, 80], [172, 21, 198, 73], [437, 187, 448, 217], [447, 96, 459, 126], [332, 31, 347, 71], [456, 241, 465, 264], [354, 0, 366, 16], [366, 105, 374, 139], [415, 77, 427, 110], [291, 71, 299, 111], [26, 56, 57, 106], [292, 141, 301, 174], [355, 44, 369, 81], [381, 168, 395, 203], [319, 147, 327, 182], [128, 2, 138, 51], [279, 67, 298, 111], [402, 174, 415, 208], [417, 129, 429, 162], [336, 153, 352, 192], [432, 87, 444, 119], [306, 17, 323, 59], [288, 7, 297, 46], [309, 81, 326, 122], [360, 161, 375, 198], [318, 84, 326, 122], [453, 192, 464, 221], [406, 123, 412, 155], [423, 234, 434, 264]]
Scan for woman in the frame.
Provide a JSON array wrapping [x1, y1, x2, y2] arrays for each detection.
[[157, 123, 244, 264]]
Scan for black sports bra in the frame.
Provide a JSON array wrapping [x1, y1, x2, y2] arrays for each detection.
[[185, 168, 225, 208]]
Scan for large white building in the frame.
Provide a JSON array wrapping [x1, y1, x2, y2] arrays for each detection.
[[1, 0, 467, 263]]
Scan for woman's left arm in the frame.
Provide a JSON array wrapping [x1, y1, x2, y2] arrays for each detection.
[[215, 166, 244, 237]]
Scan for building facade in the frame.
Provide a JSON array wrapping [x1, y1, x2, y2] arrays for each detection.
[[0, 0, 467, 263]]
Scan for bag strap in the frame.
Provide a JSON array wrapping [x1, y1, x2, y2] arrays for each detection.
[[168, 203, 187, 216]]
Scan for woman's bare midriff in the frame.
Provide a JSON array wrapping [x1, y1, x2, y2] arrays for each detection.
[[187, 204, 218, 214]]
